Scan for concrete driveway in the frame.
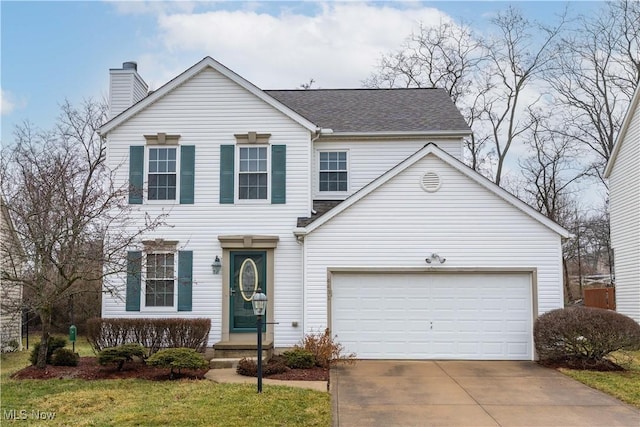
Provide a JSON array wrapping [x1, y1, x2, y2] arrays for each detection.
[[331, 361, 640, 427]]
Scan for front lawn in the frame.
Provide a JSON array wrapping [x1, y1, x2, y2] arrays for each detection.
[[1, 337, 330, 426], [560, 350, 640, 409]]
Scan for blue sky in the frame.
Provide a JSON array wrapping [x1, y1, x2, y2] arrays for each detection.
[[1, 1, 603, 144]]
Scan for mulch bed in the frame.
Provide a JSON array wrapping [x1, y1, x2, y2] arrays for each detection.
[[11, 357, 329, 381]]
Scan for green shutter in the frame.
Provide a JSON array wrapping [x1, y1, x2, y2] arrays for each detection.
[[129, 146, 144, 204], [271, 145, 286, 204], [180, 145, 195, 204], [126, 251, 142, 311], [177, 250, 193, 311], [220, 145, 235, 204]]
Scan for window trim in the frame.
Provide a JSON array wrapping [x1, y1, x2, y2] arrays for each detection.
[[146, 146, 180, 204], [236, 145, 271, 204], [142, 250, 178, 311], [316, 149, 350, 197]]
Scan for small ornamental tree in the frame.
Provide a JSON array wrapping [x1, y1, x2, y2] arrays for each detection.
[[0, 100, 166, 368]]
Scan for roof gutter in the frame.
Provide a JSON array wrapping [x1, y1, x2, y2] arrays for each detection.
[[317, 130, 471, 141]]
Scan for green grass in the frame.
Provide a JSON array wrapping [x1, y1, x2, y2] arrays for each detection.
[[1, 336, 330, 426], [560, 350, 640, 409]]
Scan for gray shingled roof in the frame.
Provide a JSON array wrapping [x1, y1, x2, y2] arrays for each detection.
[[265, 88, 470, 133]]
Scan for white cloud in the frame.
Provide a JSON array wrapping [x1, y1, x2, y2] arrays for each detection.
[[0, 89, 25, 116], [134, 3, 453, 89]]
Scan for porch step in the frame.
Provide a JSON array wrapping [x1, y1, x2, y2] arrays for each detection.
[[212, 341, 273, 359], [209, 357, 256, 369]]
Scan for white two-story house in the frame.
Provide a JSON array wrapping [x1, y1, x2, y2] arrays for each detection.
[[100, 57, 569, 360]]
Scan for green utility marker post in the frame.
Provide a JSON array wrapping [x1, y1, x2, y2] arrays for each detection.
[[69, 325, 77, 353]]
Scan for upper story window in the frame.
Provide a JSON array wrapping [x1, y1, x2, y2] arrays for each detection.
[[148, 147, 177, 200], [319, 151, 348, 192], [239, 146, 268, 200], [145, 252, 175, 307], [128, 134, 194, 205]]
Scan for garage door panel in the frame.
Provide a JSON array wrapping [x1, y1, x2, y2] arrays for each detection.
[[331, 272, 533, 360]]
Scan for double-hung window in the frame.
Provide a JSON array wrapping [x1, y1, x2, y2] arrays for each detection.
[[239, 146, 268, 200], [145, 253, 175, 307], [319, 151, 348, 192], [148, 147, 177, 200]]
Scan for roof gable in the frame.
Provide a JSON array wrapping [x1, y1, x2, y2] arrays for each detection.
[[296, 143, 570, 238], [266, 88, 470, 135], [605, 84, 640, 178], [99, 57, 318, 135]]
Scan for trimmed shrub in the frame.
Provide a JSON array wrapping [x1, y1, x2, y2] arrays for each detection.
[[98, 343, 146, 371], [86, 318, 211, 356], [236, 356, 289, 377], [300, 328, 356, 369], [283, 348, 315, 369], [534, 307, 640, 364], [146, 348, 208, 379], [51, 348, 79, 366], [29, 336, 68, 365]]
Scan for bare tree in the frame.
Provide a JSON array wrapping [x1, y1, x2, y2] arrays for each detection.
[[479, 6, 567, 186], [519, 110, 585, 223], [545, 0, 640, 182], [364, 8, 567, 185], [0, 100, 165, 368], [363, 21, 492, 172]]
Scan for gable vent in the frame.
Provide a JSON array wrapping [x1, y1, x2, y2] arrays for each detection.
[[420, 171, 441, 192]]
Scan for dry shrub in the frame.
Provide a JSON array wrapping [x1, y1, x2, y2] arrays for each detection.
[[300, 328, 356, 369], [534, 307, 640, 366], [86, 318, 210, 356]]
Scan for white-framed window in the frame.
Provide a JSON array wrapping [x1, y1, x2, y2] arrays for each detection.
[[148, 147, 177, 201], [319, 151, 348, 192], [145, 252, 175, 307], [238, 146, 268, 200]]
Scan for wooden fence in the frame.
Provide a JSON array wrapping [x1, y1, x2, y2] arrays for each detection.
[[583, 287, 616, 310]]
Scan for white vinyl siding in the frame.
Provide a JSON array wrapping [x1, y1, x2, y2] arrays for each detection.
[[304, 153, 564, 341], [313, 139, 463, 199], [103, 67, 311, 347], [608, 100, 640, 323], [109, 70, 148, 119]]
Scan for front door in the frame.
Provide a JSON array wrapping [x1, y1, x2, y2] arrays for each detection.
[[230, 251, 266, 332]]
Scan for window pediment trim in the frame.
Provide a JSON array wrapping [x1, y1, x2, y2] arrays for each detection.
[[144, 133, 181, 146], [235, 132, 272, 144], [218, 235, 279, 249], [142, 239, 179, 252]]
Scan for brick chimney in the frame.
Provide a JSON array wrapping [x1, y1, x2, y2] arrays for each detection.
[[108, 61, 148, 119]]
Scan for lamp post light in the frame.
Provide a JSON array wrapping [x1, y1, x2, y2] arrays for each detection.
[[251, 288, 267, 393]]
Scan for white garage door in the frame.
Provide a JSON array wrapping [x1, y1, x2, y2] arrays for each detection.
[[331, 272, 533, 360]]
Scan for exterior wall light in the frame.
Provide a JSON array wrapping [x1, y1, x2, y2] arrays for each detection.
[[211, 256, 222, 275], [426, 253, 446, 264]]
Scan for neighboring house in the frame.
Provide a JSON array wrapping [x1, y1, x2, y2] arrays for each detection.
[[0, 199, 23, 351], [99, 57, 570, 360], [604, 85, 640, 324]]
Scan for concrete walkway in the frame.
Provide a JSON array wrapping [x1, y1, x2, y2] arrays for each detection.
[[205, 368, 328, 392], [331, 361, 640, 427]]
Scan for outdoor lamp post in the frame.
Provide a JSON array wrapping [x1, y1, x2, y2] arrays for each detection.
[[252, 288, 267, 393]]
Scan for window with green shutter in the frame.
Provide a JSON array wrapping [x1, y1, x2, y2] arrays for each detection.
[[271, 145, 286, 204], [126, 251, 142, 311], [129, 147, 144, 204]]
